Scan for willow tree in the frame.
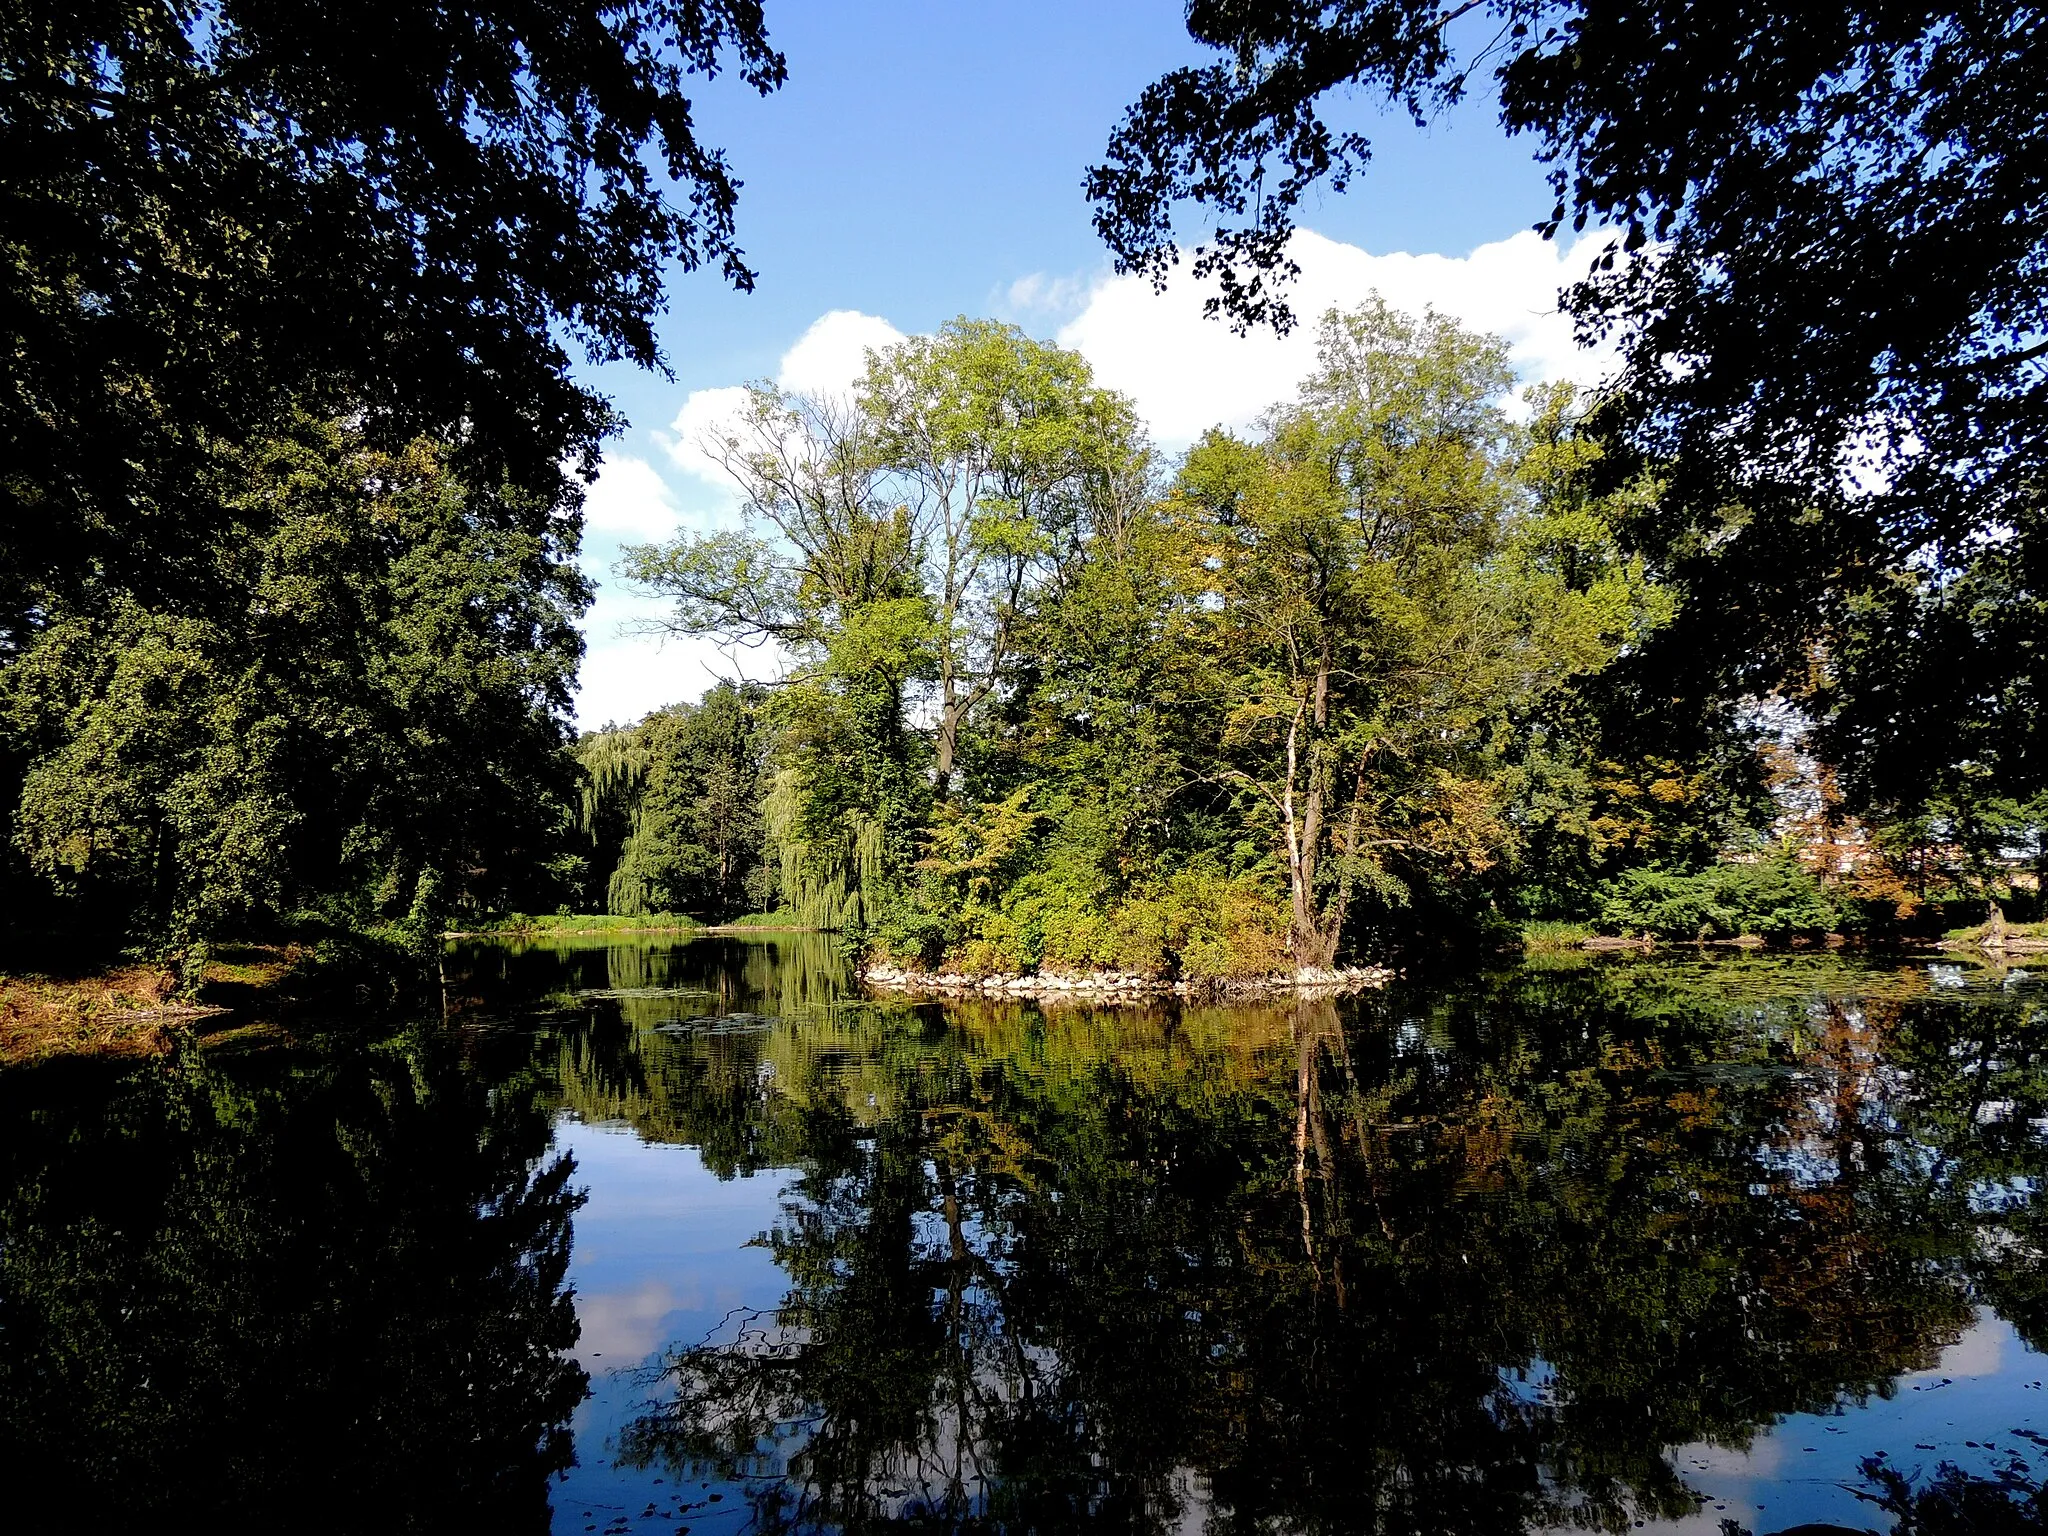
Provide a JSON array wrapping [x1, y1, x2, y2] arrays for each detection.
[[620, 386, 927, 929]]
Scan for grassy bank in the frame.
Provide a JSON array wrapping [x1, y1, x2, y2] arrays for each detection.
[[1, 942, 318, 1068], [710, 910, 805, 930], [451, 911, 816, 938], [0, 937, 419, 1069], [1519, 920, 1596, 953], [0, 964, 197, 1068]]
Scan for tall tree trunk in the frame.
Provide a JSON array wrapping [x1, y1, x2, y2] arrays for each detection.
[[935, 678, 961, 804], [1284, 648, 1340, 970]]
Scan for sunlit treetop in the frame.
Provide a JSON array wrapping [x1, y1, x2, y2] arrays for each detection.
[[1091, 1, 2047, 801]]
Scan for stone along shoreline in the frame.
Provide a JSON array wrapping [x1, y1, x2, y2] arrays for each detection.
[[860, 963, 1396, 1002]]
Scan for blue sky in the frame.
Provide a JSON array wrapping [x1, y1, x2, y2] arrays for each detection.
[[571, 0, 1594, 727]]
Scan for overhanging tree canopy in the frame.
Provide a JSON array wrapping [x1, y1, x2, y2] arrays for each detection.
[[1, 0, 784, 630], [1091, 1, 2047, 802]]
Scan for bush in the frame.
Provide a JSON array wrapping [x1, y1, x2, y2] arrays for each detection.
[[866, 860, 1292, 980], [1595, 858, 1838, 940]]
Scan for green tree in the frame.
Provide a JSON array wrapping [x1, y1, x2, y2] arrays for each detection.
[[1176, 300, 1656, 964], [623, 321, 1149, 930], [576, 682, 771, 920], [1090, 0, 2048, 803], [2, 0, 783, 630], [2, 0, 788, 951], [861, 319, 1150, 800], [5, 419, 588, 943]]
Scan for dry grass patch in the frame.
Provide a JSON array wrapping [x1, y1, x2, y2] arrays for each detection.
[[0, 965, 190, 1068]]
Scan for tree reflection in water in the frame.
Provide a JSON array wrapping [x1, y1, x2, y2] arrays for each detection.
[[585, 959, 2048, 1535], [0, 1025, 587, 1531]]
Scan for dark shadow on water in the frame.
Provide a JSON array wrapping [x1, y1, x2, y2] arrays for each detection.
[[0, 1025, 587, 1531]]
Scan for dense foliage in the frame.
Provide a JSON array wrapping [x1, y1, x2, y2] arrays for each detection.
[[625, 303, 1820, 973], [1, 0, 782, 952], [6, 2, 2041, 974], [1593, 858, 1840, 943], [574, 683, 773, 921], [1091, 1, 2047, 809], [614, 303, 2044, 970], [2, 0, 783, 622], [5, 420, 590, 945]]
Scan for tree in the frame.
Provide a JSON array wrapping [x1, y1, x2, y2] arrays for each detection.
[[861, 319, 1150, 800], [1176, 300, 1654, 965], [2, 0, 784, 630], [1090, 1, 2048, 800], [3, 1, 785, 946], [575, 683, 771, 920], [4, 417, 589, 943], [621, 322, 1148, 928]]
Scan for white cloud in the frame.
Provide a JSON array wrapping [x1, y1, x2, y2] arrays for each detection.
[[999, 269, 1092, 322], [576, 571, 784, 731], [1052, 226, 1619, 447], [661, 383, 756, 494], [661, 309, 907, 492], [575, 313, 907, 730], [776, 308, 906, 395], [572, 453, 714, 727], [579, 453, 683, 542]]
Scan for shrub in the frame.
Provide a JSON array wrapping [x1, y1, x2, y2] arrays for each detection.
[[1595, 858, 1838, 940]]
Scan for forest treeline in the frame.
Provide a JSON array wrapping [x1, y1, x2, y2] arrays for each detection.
[[3, 2, 2042, 975], [577, 308, 2045, 975]]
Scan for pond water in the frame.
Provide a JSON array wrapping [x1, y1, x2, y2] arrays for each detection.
[[6, 936, 2048, 1534]]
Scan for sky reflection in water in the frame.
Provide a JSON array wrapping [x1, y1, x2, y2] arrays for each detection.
[[6, 936, 2048, 1534], [499, 937, 2048, 1536]]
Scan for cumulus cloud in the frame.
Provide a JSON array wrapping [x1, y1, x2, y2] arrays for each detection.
[[999, 268, 1092, 322], [579, 453, 683, 542], [574, 622, 734, 732], [776, 308, 907, 395], [661, 308, 906, 491], [661, 383, 756, 496], [1051, 227, 1619, 447]]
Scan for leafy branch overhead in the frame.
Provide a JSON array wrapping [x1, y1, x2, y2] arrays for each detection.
[[1093, 2, 2048, 807]]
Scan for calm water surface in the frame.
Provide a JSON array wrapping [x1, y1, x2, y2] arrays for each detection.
[[6, 936, 2048, 1534]]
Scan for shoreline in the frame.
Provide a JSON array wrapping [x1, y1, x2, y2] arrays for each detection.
[[1, 965, 230, 1069], [859, 962, 1397, 1002], [445, 923, 818, 939]]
